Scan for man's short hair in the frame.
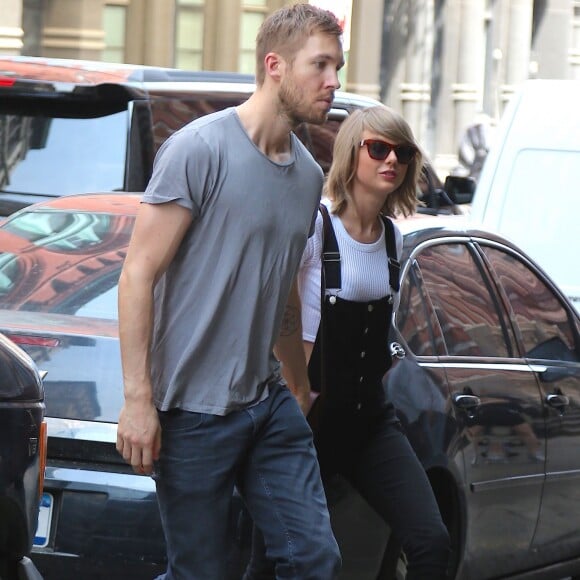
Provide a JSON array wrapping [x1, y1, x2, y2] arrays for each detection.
[[255, 3, 343, 86]]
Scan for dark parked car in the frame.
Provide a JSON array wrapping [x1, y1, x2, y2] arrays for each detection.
[[0, 55, 473, 218], [0, 194, 579, 579], [383, 214, 580, 579], [0, 330, 46, 580], [0, 55, 374, 216]]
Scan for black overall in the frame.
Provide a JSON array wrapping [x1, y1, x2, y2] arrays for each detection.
[[308, 204, 400, 479], [309, 205, 450, 580]]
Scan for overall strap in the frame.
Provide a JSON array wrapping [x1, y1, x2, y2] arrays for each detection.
[[320, 204, 400, 293], [380, 215, 401, 293], [319, 203, 341, 290]]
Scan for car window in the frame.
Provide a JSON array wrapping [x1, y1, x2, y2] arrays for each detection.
[[481, 246, 580, 363], [416, 242, 512, 357], [0, 111, 128, 196], [397, 261, 441, 356], [295, 117, 343, 175]]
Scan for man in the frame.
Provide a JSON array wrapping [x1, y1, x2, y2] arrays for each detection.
[[116, 4, 344, 579]]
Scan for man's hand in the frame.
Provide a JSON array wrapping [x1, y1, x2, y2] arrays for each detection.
[[292, 385, 317, 416], [116, 399, 161, 476]]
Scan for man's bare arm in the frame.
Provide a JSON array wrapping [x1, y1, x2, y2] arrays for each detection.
[[273, 277, 312, 414], [116, 201, 192, 475]]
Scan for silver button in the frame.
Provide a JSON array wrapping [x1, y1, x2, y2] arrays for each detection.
[[360, 351, 366, 358], [364, 327, 369, 334], [367, 304, 374, 312], [359, 376, 364, 383], [357, 403, 362, 410], [329, 295, 337, 305]]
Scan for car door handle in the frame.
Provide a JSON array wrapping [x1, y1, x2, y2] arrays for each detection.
[[546, 393, 569, 409], [452, 393, 481, 410]]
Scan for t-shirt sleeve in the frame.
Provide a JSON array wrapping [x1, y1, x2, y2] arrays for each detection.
[[298, 212, 323, 342], [142, 128, 216, 219]]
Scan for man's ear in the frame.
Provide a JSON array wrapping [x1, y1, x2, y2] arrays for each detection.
[[264, 52, 285, 82]]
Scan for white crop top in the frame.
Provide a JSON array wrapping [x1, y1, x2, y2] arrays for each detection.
[[297, 198, 403, 342]]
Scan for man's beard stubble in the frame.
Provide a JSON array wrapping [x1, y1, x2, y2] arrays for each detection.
[[278, 76, 329, 128]]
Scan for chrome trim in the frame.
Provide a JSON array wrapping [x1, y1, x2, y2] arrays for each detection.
[[545, 469, 580, 482], [45, 416, 117, 443], [419, 361, 539, 372], [44, 466, 156, 493], [471, 473, 544, 492]]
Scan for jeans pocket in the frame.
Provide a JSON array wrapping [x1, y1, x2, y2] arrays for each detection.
[[158, 408, 205, 433]]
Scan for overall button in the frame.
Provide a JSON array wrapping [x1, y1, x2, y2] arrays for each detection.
[[360, 351, 366, 358], [329, 295, 337, 305], [364, 327, 369, 334], [357, 403, 362, 410], [367, 304, 374, 312], [359, 376, 364, 383]]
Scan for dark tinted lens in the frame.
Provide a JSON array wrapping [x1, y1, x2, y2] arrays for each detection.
[[394, 145, 416, 164], [367, 141, 391, 160]]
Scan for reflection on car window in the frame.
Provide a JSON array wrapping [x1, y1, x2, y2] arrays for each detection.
[[482, 246, 578, 362], [3, 211, 112, 251], [295, 119, 342, 174], [417, 243, 511, 357], [0, 210, 133, 319], [0, 111, 127, 196], [397, 263, 438, 356]]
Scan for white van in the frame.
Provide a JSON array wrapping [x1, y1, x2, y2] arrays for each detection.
[[470, 79, 580, 311]]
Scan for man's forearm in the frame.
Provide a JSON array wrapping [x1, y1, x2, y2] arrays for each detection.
[[274, 302, 310, 397], [118, 269, 155, 402], [274, 280, 312, 414]]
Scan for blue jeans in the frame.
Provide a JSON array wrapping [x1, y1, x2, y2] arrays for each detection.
[[153, 381, 340, 580]]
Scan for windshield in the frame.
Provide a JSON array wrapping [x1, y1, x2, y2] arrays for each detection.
[[0, 110, 128, 196]]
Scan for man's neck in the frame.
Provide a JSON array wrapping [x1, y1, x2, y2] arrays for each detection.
[[236, 92, 294, 163]]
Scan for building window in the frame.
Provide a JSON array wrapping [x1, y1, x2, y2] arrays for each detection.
[[239, 1, 268, 74], [176, 0, 204, 70], [103, 3, 127, 63]]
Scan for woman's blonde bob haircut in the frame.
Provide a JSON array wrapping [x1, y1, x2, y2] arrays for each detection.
[[325, 105, 423, 218]]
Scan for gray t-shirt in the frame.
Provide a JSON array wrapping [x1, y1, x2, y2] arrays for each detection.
[[142, 108, 322, 415]]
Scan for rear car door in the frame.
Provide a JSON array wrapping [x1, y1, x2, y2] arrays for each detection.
[[414, 240, 546, 579], [480, 244, 580, 566]]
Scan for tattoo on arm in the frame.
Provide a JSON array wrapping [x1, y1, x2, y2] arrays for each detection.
[[279, 305, 300, 337]]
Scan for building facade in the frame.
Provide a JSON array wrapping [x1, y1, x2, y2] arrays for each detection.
[[1, 0, 579, 175]]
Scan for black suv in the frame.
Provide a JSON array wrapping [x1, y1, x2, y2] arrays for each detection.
[[0, 56, 377, 215], [0, 56, 473, 217], [0, 332, 45, 580]]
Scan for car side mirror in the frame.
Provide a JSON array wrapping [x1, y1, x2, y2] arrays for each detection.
[[443, 175, 476, 205]]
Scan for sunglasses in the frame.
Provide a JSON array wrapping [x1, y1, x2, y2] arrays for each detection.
[[360, 139, 417, 164]]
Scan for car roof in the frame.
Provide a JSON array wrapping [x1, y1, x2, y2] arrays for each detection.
[[394, 213, 518, 251], [0, 55, 381, 109], [8, 192, 142, 215], [0, 55, 256, 86]]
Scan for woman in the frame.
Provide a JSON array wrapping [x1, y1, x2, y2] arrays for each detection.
[[245, 105, 450, 579]]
